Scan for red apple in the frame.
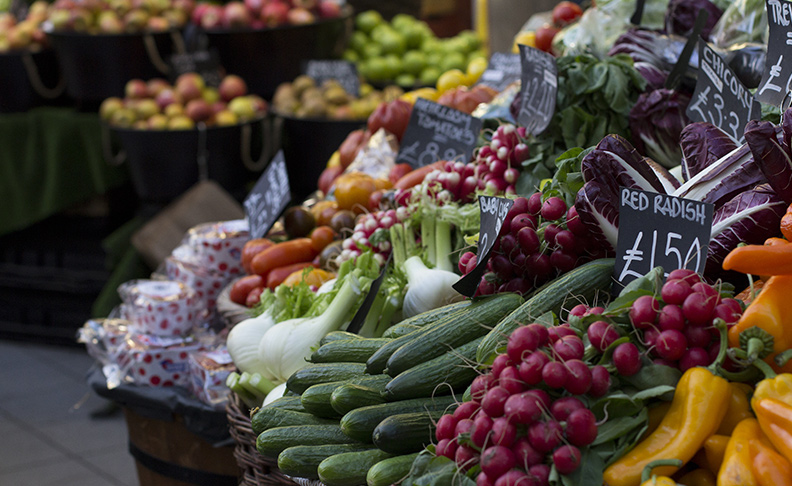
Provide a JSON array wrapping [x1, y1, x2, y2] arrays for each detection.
[[199, 4, 223, 29], [155, 88, 183, 110], [244, 0, 264, 15], [223, 2, 251, 27], [218, 74, 248, 102], [191, 2, 210, 24], [211, 101, 228, 114], [248, 94, 267, 113], [185, 98, 213, 122], [251, 19, 264, 29], [318, 0, 341, 19], [147, 16, 170, 31], [286, 7, 315, 25], [292, 0, 317, 9], [260, 1, 288, 27], [175, 72, 205, 102], [125, 79, 149, 99], [172, 0, 195, 15]]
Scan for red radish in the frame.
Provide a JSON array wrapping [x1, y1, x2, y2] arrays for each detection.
[[517, 227, 541, 254], [692, 282, 720, 303], [519, 351, 549, 385], [658, 304, 685, 331], [455, 418, 474, 436], [491, 417, 517, 447], [555, 230, 577, 252], [553, 335, 585, 361], [712, 303, 741, 324], [680, 347, 710, 371], [471, 414, 494, 448], [569, 304, 589, 317], [499, 366, 525, 394], [512, 437, 543, 469], [654, 358, 677, 367], [644, 328, 660, 349], [566, 206, 587, 236], [661, 279, 692, 306], [564, 359, 592, 395], [492, 355, 514, 379], [590, 365, 611, 397], [550, 250, 577, 273], [527, 192, 543, 215], [667, 268, 701, 284], [544, 224, 562, 246], [587, 320, 620, 352], [436, 438, 457, 459], [548, 326, 576, 343], [529, 464, 551, 485], [435, 414, 457, 441], [507, 196, 530, 218], [550, 396, 585, 422], [526, 253, 552, 280], [453, 401, 481, 421], [721, 298, 742, 314], [629, 295, 660, 329], [530, 389, 552, 410], [508, 326, 540, 363], [527, 324, 550, 346], [684, 325, 712, 349], [511, 214, 538, 235], [587, 306, 606, 315], [455, 444, 479, 470], [565, 409, 598, 446], [471, 373, 497, 401], [494, 469, 531, 486], [477, 473, 494, 486], [541, 197, 567, 221], [504, 391, 544, 424], [528, 420, 563, 453], [500, 233, 518, 257], [459, 251, 475, 273], [482, 386, 511, 417], [481, 446, 516, 478], [492, 255, 514, 280], [542, 361, 568, 388], [612, 342, 642, 376], [552, 445, 582, 474], [655, 329, 687, 360]]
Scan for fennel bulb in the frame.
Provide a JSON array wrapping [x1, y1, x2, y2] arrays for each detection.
[[402, 255, 464, 318], [262, 382, 288, 406], [226, 311, 278, 382], [258, 275, 363, 382]]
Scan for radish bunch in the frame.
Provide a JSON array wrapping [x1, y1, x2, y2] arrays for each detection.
[[471, 123, 530, 197], [338, 207, 411, 264], [458, 193, 606, 296], [627, 269, 742, 371], [435, 321, 608, 485]]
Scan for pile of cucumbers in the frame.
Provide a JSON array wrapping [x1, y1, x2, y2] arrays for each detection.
[[250, 259, 614, 486]]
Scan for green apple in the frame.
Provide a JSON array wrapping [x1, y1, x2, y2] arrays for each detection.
[[403, 50, 426, 76], [355, 10, 382, 35], [168, 115, 195, 130], [228, 96, 256, 121], [99, 97, 124, 121]]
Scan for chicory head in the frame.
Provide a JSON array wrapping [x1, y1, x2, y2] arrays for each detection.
[[680, 122, 739, 181], [628, 89, 692, 169], [745, 119, 792, 205], [664, 0, 724, 40]]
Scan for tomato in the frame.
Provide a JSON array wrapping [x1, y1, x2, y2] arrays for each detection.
[[318, 165, 343, 195], [367, 99, 413, 141], [338, 129, 369, 168], [310, 200, 338, 227], [389, 163, 413, 184], [310, 226, 336, 252], [334, 172, 378, 213], [552, 1, 583, 26], [245, 287, 264, 308], [230, 275, 264, 305], [534, 25, 560, 53], [241, 238, 275, 274]]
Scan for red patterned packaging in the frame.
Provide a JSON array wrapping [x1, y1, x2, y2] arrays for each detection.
[[118, 280, 201, 336]]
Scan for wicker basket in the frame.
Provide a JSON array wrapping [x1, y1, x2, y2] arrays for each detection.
[[226, 393, 297, 486]]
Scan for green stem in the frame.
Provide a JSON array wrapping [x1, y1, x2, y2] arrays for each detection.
[[641, 459, 683, 483], [716, 365, 761, 383], [776, 349, 792, 368], [707, 319, 730, 374], [358, 290, 387, 338], [740, 326, 775, 361], [422, 217, 437, 267], [752, 358, 778, 379], [374, 289, 403, 338], [390, 224, 407, 269], [747, 272, 757, 303], [435, 220, 454, 272]]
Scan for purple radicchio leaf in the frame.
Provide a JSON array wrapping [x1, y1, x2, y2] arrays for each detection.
[[673, 143, 766, 209], [782, 108, 792, 152], [664, 0, 724, 40], [645, 157, 681, 193], [607, 29, 662, 64], [581, 134, 667, 194], [679, 122, 738, 181], [634, 62, 669, 91], [628, 89, 692, 169], [574, 180, 620, 252], [744, 119, 792, 205], [706, 184, 787, 275]]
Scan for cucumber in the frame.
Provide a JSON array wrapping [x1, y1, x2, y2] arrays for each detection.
[[381, 301, 473, 339], [287, 362, 368, 394], [311, 339, 389, 364], [318, 448, 392, 486], [302, 375, 390, 418], [477, 258, 615, 363], [385, 294, 523, 376], [372, 411, 445, 454], [256, 424, 358, 458], [366, 453, 420, 486], [251, 407, 336, 435], [331, 383, 387, 415], [278, 444, 373, 480], [381, 323, 422, 338], [321, 331, 365, 346], [385, 337, 483, 401], [340, 395, 457, 442], [261, 396, 305, 412]]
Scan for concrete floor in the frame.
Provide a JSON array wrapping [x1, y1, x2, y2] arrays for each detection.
[[0, 339, 138, 486]]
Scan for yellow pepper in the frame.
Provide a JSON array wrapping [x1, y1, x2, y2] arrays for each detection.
[[753, 373, 792, 405], [717, 418, 770, 486], [748, 432, 792, 486], [639, 460, 682, 486], [640, 402, 672, 441], [717, 382, 754, 435], [603, 368, 730, 486], [676, 469, 716, 486], [702, 434, 730, 474], [753, 397, 792, 464]]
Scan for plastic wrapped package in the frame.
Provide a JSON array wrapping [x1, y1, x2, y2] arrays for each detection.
[[188, 348, 235, 410], [120, 333, 206, 388], [710, 0, 768, 49], [185, 219, 249, 276], [343, 128, 398, 180], [165, 245, 235, 312], [118, 280, 201, 337]]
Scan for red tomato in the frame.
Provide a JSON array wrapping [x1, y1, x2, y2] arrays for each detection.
[[552, 1, 583, 26], [310, 226, 336, 252], [230, 275, 264, 305], [388, 163, 413, 184], [367, 99, 413, 141], [535, 25, 560, 53], [318, 165, 343, 195]]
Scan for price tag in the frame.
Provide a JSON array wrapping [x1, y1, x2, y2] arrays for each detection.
[[613, 188, 713, 291], [453, 196, 515, 297], [304, 60, 360, 97], [516, 44, 557, 136], [244, 150, 291, 240], [396, 98, 483, 168], [477, 52, 522, 92], [169, 49, 224, 88], [756, 0, 792, 106], [687, 40, 761, 141]]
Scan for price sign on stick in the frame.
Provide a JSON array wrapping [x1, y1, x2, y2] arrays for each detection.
[[516, 44, 557, 136], [477, 52, 522, 92], [169, 49, 223, 88], [396, 98, 483, 168], [244, 150, 291, 240], [613, 188, 713, 292], [453, 196, 515, 297], [304, 60, 360, 97], [687, 39, 761, 142], [756, 0, 792, 107]]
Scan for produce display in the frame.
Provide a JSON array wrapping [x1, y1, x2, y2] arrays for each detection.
[[0, 1, 49, 52], [46, 0, 194, 33], [190, 0, 341, 30], [99, 72, 267, 129]]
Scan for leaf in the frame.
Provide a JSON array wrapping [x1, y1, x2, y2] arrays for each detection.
[[603, 421, 649, 468], [535, 310, 558, 328], [622, 363, 682, 392], [631, 385, 676, 402], [563, 445, 605, 486], [592, 408, 648, 446], [591, 393, 643, 421], [605, 289, 654, 315]]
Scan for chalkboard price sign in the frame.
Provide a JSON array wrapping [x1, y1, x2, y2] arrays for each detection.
[[304, 60, 360, 97], [687, 40, 761, 141], [613, 188, 713, 291], [755, 0, 792, 107], [169, 49, 224, 88], [453, 196, 515, 297], [516, 44, 557, 136], [244, 150, 291, 240], [396, 98, 483, 168], [477, 52, 522, 92]]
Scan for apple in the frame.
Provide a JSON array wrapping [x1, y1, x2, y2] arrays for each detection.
[[223, 2, 250, 28], [70, 8, 94, 32], [292, 0, 317, 9], [185, 98, 213, 122], [172, 0, 195, 15], [244, 0, 263, 15], [163, 9, 187, 28], [164, 103, 185, 117], [125, 79, 149, 99], [111, 108, 137, 128], [0, 13, 16, 31], [250, 19, 264, 29], [28, 2, 50, 22], [248, 94, 267, 113], [218, 74, 247, 102], [97, 11, 124, 33], [148, 113, 169, 129], [260, 1, 288, 27], [191, 2, 211, 24], [7, 27, 32, 50], [0, 38, 10, 53], [175, 72, 205, 102], [199, 4, 223, 29], [318, 0, 341, 19], [210, 101, 227, 114], [133, 120, 149, 130], [228, 96, 256, 121], [168, 115, 195, 130], [135, 98, 160, 119], [109, 0, 132, 16], [124, 9, 150, 32], [48, 9, 72, 31], [147, 78, 170, 97], [156, 87, 182, 109], [147, 16, 170, 31], [286, 7, 314, 25], [214, 110, 238, 126], [149, 0, 170, 15], [99, 97, 125, 120]]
